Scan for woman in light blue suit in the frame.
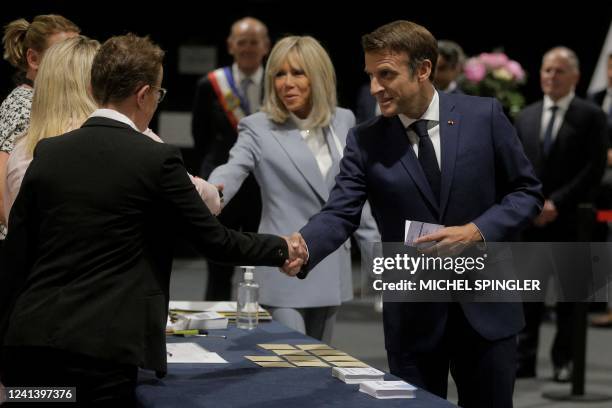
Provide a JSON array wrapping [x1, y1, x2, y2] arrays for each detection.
[[209, 36, 379, 342]]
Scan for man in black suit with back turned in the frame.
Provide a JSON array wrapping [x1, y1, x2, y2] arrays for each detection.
[[514, 46, 608, 381], [0, 34, 304, 405], [192, 17, 269, 300]]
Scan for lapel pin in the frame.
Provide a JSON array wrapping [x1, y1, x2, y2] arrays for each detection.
[[447, 120, 455, 126]]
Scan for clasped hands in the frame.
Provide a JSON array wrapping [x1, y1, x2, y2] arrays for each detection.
[[281, 232, 308, 277]]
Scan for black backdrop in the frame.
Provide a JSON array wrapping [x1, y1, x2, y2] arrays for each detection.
[[2, 1, 611, 121]]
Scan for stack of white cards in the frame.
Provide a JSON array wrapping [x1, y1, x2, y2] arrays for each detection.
[[332, 367, 385, 384], [186, 311, 228, 330], [359, 381, 417, 399]]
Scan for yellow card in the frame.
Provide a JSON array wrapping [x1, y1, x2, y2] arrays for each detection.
[[258, 344, 296, 350], [309, 349, 348, 356], [254, 361, 295, 368], [292, 361, 330, 367], [331, 361, 371, 368], [296, 344, 334, 350], [284, 355, 320, 362], [244, 356, 284, 362], [272, 349, 310, 356], [319, 355, 360, 362]]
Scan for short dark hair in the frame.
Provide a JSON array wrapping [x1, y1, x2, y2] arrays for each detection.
[[91, 33, 164, 105], [437, 40, 465, 68], [362, 20, 438, 81]]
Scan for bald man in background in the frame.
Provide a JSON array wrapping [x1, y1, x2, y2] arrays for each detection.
[[192, 17, 270, 300]]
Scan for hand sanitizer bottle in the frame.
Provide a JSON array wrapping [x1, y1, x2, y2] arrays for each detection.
[[237, 266, 259, 329]]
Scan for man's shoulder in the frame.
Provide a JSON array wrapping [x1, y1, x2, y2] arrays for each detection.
[[40, 120, 176, 157], [197, 66, 231, 87], [514, 100, 543, 123], [441, 92, 497, 113], [570, 95, 606, 115], [352, 114, 389, 137], [588, 88, 606, 103]]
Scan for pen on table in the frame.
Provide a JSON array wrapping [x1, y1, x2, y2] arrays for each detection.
[[170, 329, 227, 339]]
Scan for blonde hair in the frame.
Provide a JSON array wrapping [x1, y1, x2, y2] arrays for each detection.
[[25, 36, 99, 156], [3, 14, 80, 72], [262, 36, 337, 128]]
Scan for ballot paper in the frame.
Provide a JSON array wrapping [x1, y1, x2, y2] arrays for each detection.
[[166, 343, 227, 364], [186, 311, 228, 330], [258, 343, 296, 350], [331, 361, 370, 368], [292, 361, 330, 367], [359, 380, 417, 399], [244, 356, 284, 362], [169, 301, 272, 322], [309, 349, 348, 356], [284, 355, 320, 362], [404, 220, 444, 248], [332, 367, 385, 384], [272, 349, 310, 356], [254, 361, 295, 368], [319, 355, 360, 362], [296, 344, 334, 350]]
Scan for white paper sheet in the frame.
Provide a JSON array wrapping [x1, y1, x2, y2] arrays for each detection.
[[166, 342, 228, 364]]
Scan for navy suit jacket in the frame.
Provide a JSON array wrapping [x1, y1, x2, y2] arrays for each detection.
[[300, 92, 543, 352]]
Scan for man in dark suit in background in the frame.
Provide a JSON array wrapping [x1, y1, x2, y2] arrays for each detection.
[[433, 40, 465, 94], [514, 46, 608, 381], [0, 34, 301, 405], [287, 21, 542, 407], [192, 17, 269, 300]]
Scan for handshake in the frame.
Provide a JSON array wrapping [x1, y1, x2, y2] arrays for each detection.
[[281, 232, 308, 277]]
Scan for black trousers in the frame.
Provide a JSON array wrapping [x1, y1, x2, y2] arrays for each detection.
[[387, 304, 516, 408], [518, 301, 574, 371], [205, 174, 261, 300], [1, 346, 137, 407]]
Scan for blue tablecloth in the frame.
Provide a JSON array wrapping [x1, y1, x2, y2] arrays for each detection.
[[136, 321, 456, 407]]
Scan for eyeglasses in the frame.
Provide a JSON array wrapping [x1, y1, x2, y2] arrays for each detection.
[[150, 85, 167, 103]]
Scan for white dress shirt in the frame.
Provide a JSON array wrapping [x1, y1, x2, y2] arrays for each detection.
[[399, 90, 442, 169], [290, 113, 343, 179], [540, 91, 574, 143]]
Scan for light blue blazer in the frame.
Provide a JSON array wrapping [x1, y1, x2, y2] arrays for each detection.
[[209, 108, 380, 307]]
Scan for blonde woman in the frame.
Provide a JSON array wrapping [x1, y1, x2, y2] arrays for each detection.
[[209, 36, 379, 342], [4, 37, 220, 220], [0, 14, 79, 243]]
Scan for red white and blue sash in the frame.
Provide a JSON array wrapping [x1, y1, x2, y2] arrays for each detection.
[[207, 67, 249, 129]]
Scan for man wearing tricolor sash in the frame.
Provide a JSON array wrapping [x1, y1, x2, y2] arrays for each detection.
[[192, 17, 270, 300]]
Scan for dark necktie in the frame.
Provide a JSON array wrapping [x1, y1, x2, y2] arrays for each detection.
[[240, 78, 252, 114], [542, 105, 559, 156], [409, 120, 441, 202]]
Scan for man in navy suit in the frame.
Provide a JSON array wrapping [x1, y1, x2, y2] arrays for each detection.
[[283, 21, 542, 407]]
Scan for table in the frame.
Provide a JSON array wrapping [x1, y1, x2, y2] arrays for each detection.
[[136, 321, 456, 407]]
